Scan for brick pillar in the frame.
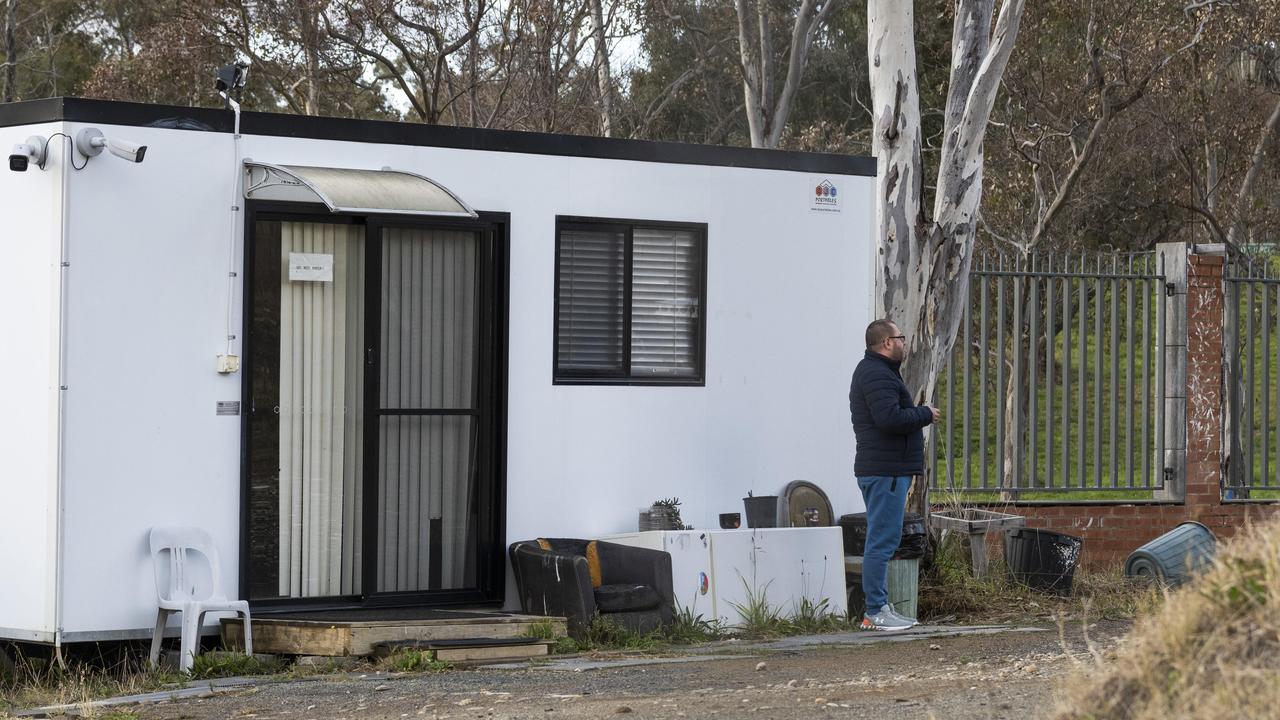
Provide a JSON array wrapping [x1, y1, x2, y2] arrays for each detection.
[[1184, 251, 1225, 512]]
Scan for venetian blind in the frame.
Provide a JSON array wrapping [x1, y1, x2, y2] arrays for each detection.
[[631, 227, 701, 376], [557, 228, 627, 374]]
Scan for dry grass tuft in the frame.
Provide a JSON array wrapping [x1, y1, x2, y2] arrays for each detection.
[[0, 644, 180, 713], [1051, 516, 1280, 720]]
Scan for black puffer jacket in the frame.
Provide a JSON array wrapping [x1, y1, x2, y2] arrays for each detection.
[[849, 350, 933, 477]]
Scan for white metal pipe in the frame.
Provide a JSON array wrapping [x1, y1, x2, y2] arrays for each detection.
[[53, 131, 71, 653], [220, 92, 243, 358]]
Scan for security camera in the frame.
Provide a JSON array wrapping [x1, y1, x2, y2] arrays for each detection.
[[8, 145, 33, 172], [8, 136, 47, 172], [105, 138, 147, 163], [214, 63, 249, 97], [74, 127, 147, 164]]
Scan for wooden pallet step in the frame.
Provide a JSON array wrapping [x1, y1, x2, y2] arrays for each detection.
[[372, 636, 543, 657], [432, 641, 551, 663], [372, 636, 553, 662], [222, 614, 566, 657]]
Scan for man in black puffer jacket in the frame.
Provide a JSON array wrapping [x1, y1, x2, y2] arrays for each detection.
[[849, 318, 939, 631]]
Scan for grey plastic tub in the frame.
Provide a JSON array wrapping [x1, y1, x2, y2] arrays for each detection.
[[1124, 521, 1216, 587]]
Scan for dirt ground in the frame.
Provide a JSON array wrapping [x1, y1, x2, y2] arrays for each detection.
[[109, 621, 1127, 720]]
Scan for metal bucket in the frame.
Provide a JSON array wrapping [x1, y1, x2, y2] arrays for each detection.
[[845, 557, 919, 619], [1124, 521, 1216, 587]]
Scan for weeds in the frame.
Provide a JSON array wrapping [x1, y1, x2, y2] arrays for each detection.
[[727, 579, 784, 638], [549, 609, 724, 655], [665, 605, 723, 645], [585, 617, 662, 651], [189, 651, 285, 679], [788, 596, 849, 635], [522, 619, 587, 654], [551, 636, 585, 654], [557, 593, 849, 653], [917, 530, 1160, 625], [522, 621, 558, 641], [374, 649, 450, 673]]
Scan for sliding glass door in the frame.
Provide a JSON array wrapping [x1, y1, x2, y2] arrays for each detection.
[[245, 213, 502, 606], [374, 227, 480, 594]]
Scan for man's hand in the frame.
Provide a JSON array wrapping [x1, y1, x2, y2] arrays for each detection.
[[927, 405, 941, 424]]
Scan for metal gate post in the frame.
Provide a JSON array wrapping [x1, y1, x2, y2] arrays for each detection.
[[1155, 242, 1188, 502]]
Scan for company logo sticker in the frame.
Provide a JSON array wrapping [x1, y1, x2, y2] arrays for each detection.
[[811, 178, 841, 212]]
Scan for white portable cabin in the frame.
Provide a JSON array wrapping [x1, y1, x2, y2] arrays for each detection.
[[0, 97, 875, 644]]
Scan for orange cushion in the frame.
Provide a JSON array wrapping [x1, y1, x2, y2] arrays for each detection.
[[585, 541, 603, 588], [533, 538, 602, 588]]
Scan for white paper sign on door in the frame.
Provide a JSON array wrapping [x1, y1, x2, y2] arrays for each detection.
[[288, 253, 334, 282]]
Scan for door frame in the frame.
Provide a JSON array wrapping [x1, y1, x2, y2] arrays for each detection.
[[238, 201, 509, 612]]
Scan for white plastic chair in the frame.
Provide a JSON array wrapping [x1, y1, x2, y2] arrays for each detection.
[[148, 526, 252, 672]]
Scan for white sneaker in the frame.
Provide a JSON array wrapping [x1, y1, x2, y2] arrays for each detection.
[[860, 604, 913, 632], [886, 607, 920, 627]]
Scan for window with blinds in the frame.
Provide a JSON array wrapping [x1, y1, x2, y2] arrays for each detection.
[[555, 219, 706, 384]]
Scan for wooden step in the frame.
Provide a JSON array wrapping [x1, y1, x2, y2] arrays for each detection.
[[374, 637, 552, 663], [221, 611, 566, 657], [434, 641, 550, 663]]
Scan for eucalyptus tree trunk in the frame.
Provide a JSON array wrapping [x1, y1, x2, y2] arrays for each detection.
[[4, 0, 16, 103], [588, 0, 613, 137], [868, 0, 1024, 403]]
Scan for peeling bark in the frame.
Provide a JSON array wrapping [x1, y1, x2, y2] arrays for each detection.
[[869, 0, 1025, 403]]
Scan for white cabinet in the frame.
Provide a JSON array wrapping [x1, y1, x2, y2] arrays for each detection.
[[710, 527, 846, 623], [602, 527, 846, 627]]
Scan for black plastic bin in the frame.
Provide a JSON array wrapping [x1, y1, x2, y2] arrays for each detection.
[[1004, 528, 1082, 596], [743, 495, 779, 528], [838, 512, 927, 559]]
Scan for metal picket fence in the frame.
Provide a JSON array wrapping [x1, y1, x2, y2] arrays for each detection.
[[930, 251, 1168, 499], [1224, 250, 1280, 499]]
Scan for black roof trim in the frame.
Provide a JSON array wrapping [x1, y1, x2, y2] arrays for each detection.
[[0, 97, 875, 177]]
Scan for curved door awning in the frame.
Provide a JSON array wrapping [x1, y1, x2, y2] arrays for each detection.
[[243, 162, 477, 218]]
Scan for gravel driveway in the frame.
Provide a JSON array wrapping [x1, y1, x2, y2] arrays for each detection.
[[34, 622, 1127, 720]]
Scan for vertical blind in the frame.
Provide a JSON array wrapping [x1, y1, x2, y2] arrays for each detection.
[[378, 228, 479, 592], [278, 222, 364, 598], [556, 223, 702, 379]]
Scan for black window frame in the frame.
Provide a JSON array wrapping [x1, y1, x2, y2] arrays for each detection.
[[553, 216, 708, 386]]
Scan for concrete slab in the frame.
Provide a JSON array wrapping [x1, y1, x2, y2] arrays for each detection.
[[745, 624, 1047, 651], [482, 654, 748, 672], [477, 625, 1047, 671]]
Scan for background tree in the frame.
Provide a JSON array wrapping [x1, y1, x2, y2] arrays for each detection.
[[973, 1, 1212, 488], [732, 0, 842, 148], [1, 0, 101, 103], [624, 0, 745, 143]]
